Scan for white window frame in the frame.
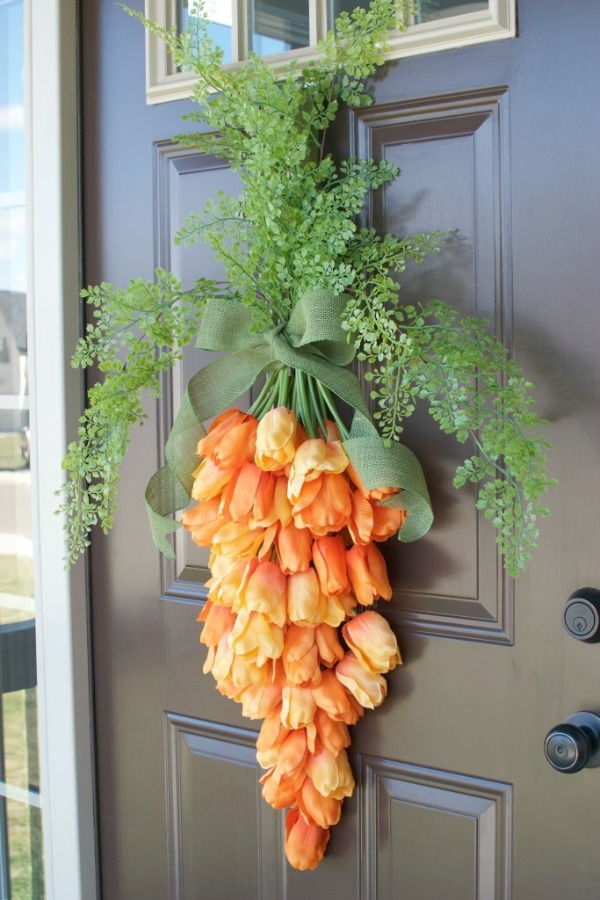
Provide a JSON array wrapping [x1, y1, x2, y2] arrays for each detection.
[[26, 0, 99, 897], [144, 0, 516, 104]]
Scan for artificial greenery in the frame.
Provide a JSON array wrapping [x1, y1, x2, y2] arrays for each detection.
[[59, 0, 554, 573]]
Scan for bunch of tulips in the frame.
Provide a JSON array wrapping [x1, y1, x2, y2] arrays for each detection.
[[182, 391, 406, 870]]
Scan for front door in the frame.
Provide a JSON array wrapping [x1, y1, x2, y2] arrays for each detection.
[[82, 1, 600, 897]]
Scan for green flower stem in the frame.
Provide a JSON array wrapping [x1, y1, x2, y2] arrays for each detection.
[[306, 373, 327, 438], [249, 370, 278, 418], [295, 369, 317, 438], [316, 382, 350, 440]]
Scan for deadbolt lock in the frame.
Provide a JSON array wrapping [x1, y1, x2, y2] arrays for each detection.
[[563, 588, 600, 642]]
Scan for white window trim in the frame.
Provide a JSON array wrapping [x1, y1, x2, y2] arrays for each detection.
[[26, 0, 99, 897], [144, 0, 516, 105]]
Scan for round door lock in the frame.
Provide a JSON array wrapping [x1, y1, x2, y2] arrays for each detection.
[[563, 588, 600, 642], [544, 712, 600, 773]]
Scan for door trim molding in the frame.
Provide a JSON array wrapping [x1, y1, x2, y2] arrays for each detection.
[[26, 0, 99, 896]]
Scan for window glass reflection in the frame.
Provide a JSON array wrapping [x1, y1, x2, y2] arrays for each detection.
[[179, 0, 234, 64], [0, 0, 44, 895], [249, 0, 310, 56]]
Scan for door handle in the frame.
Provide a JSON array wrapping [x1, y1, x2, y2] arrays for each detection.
[[544, 712, 600, 773]]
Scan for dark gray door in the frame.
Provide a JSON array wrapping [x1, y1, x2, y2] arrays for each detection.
[[82, 1, 600, 897]]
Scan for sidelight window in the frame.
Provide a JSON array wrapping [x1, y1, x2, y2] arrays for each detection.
[[145, 0, 516, 103]]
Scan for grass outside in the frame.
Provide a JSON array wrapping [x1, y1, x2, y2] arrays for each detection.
[[0, 434, 26, 472]]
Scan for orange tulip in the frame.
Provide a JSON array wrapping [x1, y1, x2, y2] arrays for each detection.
[[346, 463, 399, 502], [276, 521, 313, 574], [281, 685, 317, 729], [237, 558, 287, 626], [336, 652, 388, 709], [284, 809, 330, 871], [297, 776, 342, 828], [221, 462, 262, 522], [199, 601, 236, 647], [293, 474, 352, 536], [347, 489, 373, 544], [287, 438, 349, 503], [229, 609, 284, 664], [346, 543, 392, 605], [312, 535, 349, 596], [282, 624, 321, 685], [255, 407, 298, 472], [191, 458, 234, 501], [181, 497, 225, 546], [312, 669, 363, 725], [313, 708, 351, 756], [314, 624, 345, 668], [371, 503, 406, 542], [204, 630, 234, 681], [197, 408, 258, 468], [270, 729, 308, 791], [342, 611, 401, 674], [261, 768, 298, 809], [287, 569, 327, 626], [306, 747, 355, 800]]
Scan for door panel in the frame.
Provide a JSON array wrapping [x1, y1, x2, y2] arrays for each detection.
[[82, 1, 600, 897]]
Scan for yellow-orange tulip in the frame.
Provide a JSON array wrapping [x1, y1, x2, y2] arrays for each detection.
[[256, 711, 289, 769], [222, 462, 262, 522], [282, 624, 321, 685], [287, 438, 349, 503], [276, 521, 313, 574], [346, 543, 392, 605], [229, 608, 284, 665], [237, 558, 287, 626], [210, 520, 265, 561], [312, 669, 363, 725], [181, 497, 225, 546], [239, 673, 283, 720], [284, 809, 330, 871], [206, 557, 246, 608], [197, 408, 258, 468], [312, 535, 348, 596], [293, 474, 352, 536], [228, 650, 274, 688], [306, 747, 355, 800], [191, 458, 234, 501], [297, 776, 342, 828], [281, 685, 317, 729], [323, 592, 355, 628], [314, 624, 345, 668], [336, 652, 388, 709], [205, 630, 234, 681], [255, 407, 298, 472], [342, 611, 401, 674], [287, 569, 327, 626]]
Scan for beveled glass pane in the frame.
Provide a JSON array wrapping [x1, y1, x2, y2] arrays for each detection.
[[248, 0, 310, 56], [416, 0, 488, 23], [0, 0, 45, 895], [179, 0, 234, 64]]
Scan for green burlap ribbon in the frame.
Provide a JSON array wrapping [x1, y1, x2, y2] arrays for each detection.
[[145, 288, 433, 558]]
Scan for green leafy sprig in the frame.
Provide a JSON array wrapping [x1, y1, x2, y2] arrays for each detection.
[[60, 0, 555, 573], [59, 272, 235, 564]]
